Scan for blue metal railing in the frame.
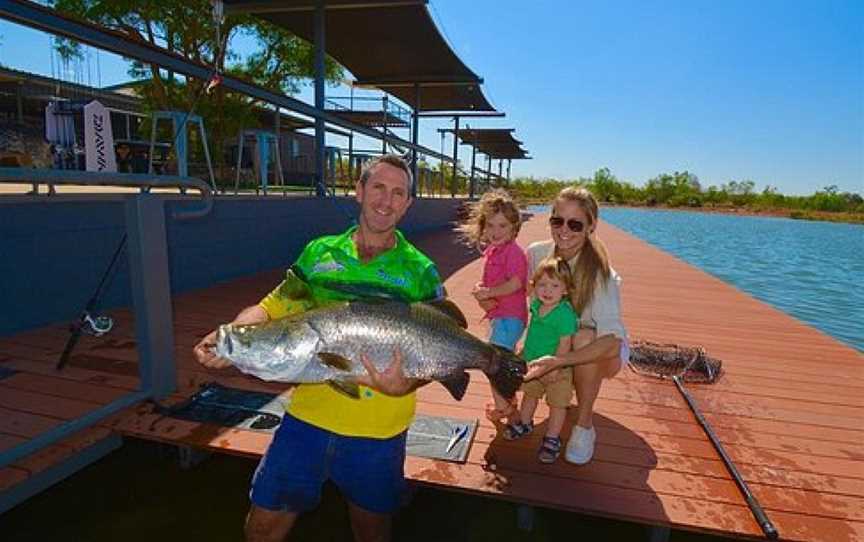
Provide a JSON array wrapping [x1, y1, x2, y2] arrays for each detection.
[[0, 168, 212, 468]]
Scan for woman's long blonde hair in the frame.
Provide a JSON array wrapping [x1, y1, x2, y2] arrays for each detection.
[[459, 189, 522, 249], [554, 187, 611, 313]]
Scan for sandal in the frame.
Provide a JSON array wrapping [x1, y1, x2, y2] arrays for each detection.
[[485, 400, 517, 423], [503, 421, 533, 441], [538, 436, 562, 464]]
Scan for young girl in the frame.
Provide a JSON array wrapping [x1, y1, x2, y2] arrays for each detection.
[[504, 257, 578, 464], [461, 189, 528, 423]]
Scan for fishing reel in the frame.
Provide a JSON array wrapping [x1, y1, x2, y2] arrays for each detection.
[[79, 312, 114, 337]]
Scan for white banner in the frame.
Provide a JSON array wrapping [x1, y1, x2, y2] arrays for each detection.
[[83, 100, 117, 173]]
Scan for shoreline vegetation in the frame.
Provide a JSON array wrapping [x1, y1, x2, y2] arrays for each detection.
[[497, 168, 863, 225]]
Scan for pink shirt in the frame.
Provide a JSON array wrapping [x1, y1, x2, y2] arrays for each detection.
[[482, 240, 528, 323]]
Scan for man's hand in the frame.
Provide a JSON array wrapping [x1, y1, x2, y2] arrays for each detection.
[[193, 330, 231, 369], [524, 355, 560, 381], [356, 349, 422, 396]]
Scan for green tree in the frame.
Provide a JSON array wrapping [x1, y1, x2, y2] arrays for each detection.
[[51, 0, 343, 182], [644, 171, 700, 206]]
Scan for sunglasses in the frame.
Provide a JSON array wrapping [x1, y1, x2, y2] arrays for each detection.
[[549, 216, 585, 233]]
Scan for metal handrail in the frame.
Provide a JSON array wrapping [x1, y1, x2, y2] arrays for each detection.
[[0, 168, 213, 220]]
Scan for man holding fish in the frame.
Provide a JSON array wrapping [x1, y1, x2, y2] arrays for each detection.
[[194, 155, 524, 542]]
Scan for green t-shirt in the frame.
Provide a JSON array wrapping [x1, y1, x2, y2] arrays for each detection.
[[522, 298, 579, 362], [261, 226, 443, 317], [258, 225, 443, 439]]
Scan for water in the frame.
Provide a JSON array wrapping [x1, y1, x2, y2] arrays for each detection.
[[529, 205, 864, 352]]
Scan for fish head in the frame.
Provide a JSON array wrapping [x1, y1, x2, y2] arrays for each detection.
[[215, 319, 319, 367]]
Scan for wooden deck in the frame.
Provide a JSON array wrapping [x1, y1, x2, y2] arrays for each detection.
[[1, 213, 862, 541]]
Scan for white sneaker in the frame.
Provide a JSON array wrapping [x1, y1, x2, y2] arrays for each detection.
[[565, 425, 596, 465]]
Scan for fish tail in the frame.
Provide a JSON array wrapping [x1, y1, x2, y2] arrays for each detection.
[[485, 345, 527, 400]]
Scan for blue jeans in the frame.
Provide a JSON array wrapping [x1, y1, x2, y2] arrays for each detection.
[[489, 317, 525, 351], [250, 414, 407, 514]]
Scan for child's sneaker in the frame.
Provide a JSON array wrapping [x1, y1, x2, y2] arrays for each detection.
[[538, 436, 562, 463], [565, 425, 596, 465], [502, 421, 533, 441]]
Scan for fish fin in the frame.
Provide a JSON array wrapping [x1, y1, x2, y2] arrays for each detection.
[[424, 299, 469, 329], [485, 345, 527, 400], [327, 379, 360, 399], [277, 265, 313, 300], [318, 352, 353, 371], [439, 371, 471, 401]]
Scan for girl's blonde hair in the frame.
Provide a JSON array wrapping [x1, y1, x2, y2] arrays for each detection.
[[459, 189, 522, 248], [531, 257, 574, 297], [554, 187, 611, 313]]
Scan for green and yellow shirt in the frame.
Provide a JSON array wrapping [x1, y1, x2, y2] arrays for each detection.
[[259, 226, 443, 438]]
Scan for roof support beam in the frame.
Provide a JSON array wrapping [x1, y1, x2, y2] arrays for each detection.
[[469, 141, 477, 200], [313, 0, 326, 196], [411, 83, 420, 197], [451, 115, 459, 197]]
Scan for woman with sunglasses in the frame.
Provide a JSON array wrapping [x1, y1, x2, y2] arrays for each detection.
[[524, 186, 629, 465]]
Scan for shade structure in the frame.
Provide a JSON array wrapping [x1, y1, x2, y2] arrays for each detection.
[[453, 128, 529, 159], [224, 0, 497, 112]]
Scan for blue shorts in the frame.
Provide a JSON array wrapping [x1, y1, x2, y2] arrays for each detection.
[[489, 317, 525, 351], [250, 414, 407, 514]]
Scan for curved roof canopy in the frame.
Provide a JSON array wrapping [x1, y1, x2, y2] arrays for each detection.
[[453, 128, 530, 159], [224, 0, 497, 112]]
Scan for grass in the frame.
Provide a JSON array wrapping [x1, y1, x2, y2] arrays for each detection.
[[1, 439, 732, 542]]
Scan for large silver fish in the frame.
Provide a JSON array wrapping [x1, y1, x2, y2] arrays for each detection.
[[215, 300, 526, 401]]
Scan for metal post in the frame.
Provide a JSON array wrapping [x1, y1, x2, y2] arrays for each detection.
[[274, 105, 282, 191], [469, 143, 476, 200], [147, 116, 158, 176], [198, 117, 216, 191], [174, 115, 188, 178], [451, 116, 460, 197], [124, 194, 176, 398], [233, 131, 244, 194], [313, 0, 326, 197], [382, 95, 389, 154], [348, 132, 354, 182], [439, 129, 445, 197], [257, 132, 269, 195], [411, 83, 420, 198], [15, 82, 23, 124], [486, 154, 491, 189]]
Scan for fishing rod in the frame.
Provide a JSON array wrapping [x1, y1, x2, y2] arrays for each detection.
[[56, 6, 229, 370], [56, 232, 126, 370], [672, 376, 779, 540]]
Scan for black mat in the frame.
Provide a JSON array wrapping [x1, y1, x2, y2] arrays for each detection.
[[160, 382, 476, 462], [156, 383, 284, 431]]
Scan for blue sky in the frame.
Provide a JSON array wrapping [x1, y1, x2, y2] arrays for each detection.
[[0, 1, 861, 195]]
